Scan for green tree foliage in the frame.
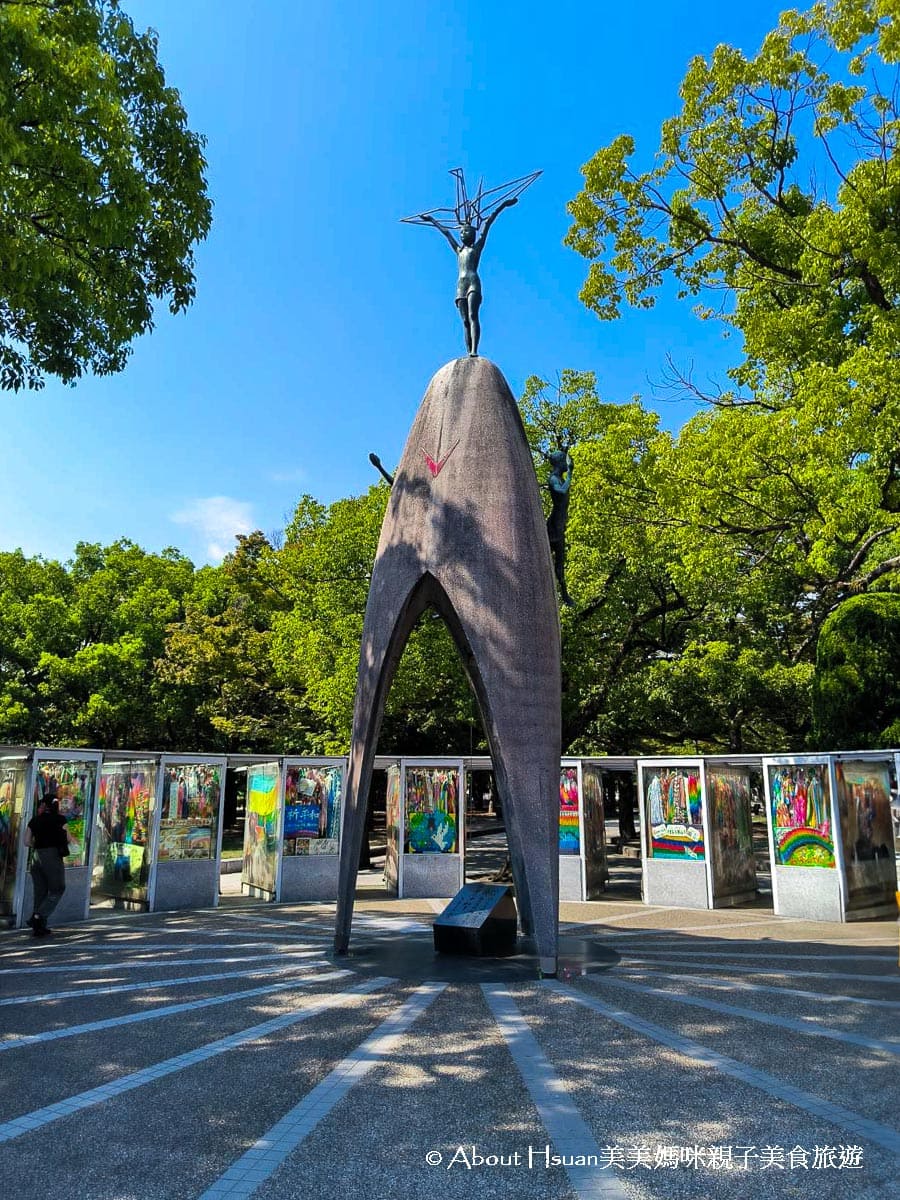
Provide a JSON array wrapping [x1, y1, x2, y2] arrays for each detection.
[[812, 591, 900, 746], [0, 539, 195, 746], [655, 394, 900, 747], [563, 0, 900, 746], [0, 499, 479, 755], [521, 373, 700, 751], [160, 531, 307, 753], [519, 369, 613, 457], [567, 0, 900, 547], [0, 547, 72, 740], [0, 0, 211, 389], [520, 367, 868, 751]]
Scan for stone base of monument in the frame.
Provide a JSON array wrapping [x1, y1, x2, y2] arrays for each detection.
[[331, 926, 618, 983], [433, 883, 518, 957]]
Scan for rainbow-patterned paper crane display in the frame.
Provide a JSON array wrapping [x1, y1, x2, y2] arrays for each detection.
[[768, 764, 834, 867], [644, 766, 705, 860], [559, 767, 580, 855]]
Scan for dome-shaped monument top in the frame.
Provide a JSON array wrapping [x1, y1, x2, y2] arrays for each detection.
[[402, 168, 541, 357]]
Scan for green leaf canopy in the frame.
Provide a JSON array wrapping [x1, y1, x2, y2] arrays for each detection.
[[0, 0, 211, 389]]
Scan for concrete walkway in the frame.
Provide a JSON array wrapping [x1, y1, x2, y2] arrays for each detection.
[[0, 896, 897, 1199]]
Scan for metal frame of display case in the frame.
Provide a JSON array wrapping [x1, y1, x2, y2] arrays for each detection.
[[278, 756, 347, 901], [638, 757, 714, 909], [398, 757, 465, 899], [148, 754, 229, 912], [15, 748, 104, 927], [239, 759, 286, 902]]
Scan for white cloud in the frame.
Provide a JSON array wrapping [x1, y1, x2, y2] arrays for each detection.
[[268, 467, 306, 484], [171, 496, 255, 562]]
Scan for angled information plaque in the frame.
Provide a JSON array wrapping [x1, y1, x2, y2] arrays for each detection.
[[433, 882, 518, 957]]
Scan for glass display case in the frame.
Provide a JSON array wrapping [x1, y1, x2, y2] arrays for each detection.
[[643, 763, 705, 860], [398, 760, 463, 898], [763, 755, 842, 921], [404, 765, 458, 854], [241, 762, 282, 898], [639, 759, 711, 909], [0, 755, 28, 922], [31, 758, 99, 869], [157, 762, 222, 862], [580, 764, 609, 899], [558, 764, 580, 855], [279, 758, 345, 902], [283, 763, 342, 856], [150, 756, 227, 913], [92, 759, 158, 906], [767, 761, 834, 868], [705, 763, 758, 905], [833, 756, 896, 913], [384, 763, 401, 894]]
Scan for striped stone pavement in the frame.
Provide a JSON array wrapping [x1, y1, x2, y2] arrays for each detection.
[[0, 896, 897, 1199]]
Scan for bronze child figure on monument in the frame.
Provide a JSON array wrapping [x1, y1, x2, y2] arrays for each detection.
[[546, 447, 574, 606], [402, 168, 541, 357], [418, 201, 517, 356]]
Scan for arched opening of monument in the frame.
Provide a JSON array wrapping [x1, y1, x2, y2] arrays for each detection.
[[358, 592, 510, 899]]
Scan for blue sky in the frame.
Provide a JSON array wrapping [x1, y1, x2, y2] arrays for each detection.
[[1, 0, 790, 565]]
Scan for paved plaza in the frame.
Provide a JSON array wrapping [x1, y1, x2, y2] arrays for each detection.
[[0, 893, 897, 1200]]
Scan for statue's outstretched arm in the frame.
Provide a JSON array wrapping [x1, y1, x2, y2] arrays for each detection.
[[420, 213, 459, 251], [476, 197, 518, 250], [369, 452, 394, 488]]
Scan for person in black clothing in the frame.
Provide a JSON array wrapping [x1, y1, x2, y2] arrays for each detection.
[[24, 794, 69, 937]]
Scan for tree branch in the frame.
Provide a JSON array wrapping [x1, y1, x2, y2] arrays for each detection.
[[844, 527, 895, 578]]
